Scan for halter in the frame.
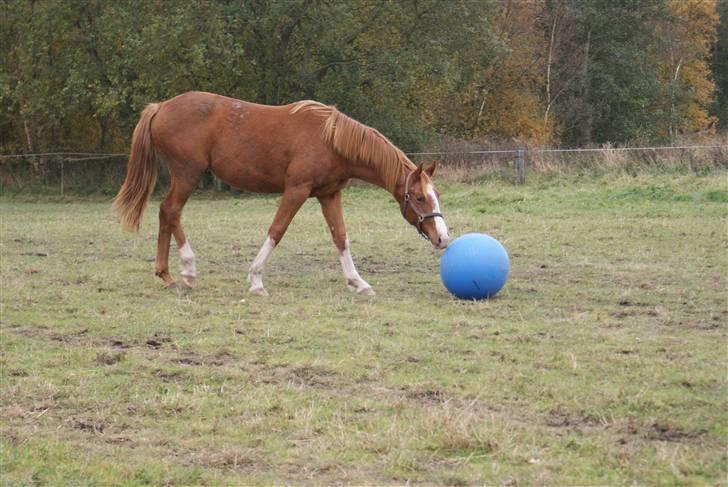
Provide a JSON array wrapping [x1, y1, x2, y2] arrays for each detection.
[[400, 169, 443, 239]]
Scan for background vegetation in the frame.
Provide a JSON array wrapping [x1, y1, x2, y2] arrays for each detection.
[[1, 0, 724, 157]]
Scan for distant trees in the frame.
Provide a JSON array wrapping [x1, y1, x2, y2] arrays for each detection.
[[0, 0, 722, 155], [715, 0, 728, 129]]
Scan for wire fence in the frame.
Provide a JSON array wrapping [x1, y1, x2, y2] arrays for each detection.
[[406, 143, 728, 183], [1, 143, 726, 194]]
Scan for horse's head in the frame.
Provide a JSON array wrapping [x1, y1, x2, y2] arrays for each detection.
[[399, 162, 450, 250]]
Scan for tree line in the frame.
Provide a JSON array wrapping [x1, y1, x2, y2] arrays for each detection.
[[1, 0, 724, 156]]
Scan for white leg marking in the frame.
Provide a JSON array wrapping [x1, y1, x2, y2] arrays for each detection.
[[426, 184, 450, 247], [179, 240, 196, 287], [248, 236, 276, 296], [340, 240, 374, 295]]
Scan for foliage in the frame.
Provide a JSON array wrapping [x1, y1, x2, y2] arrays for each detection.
[[0, 0, 722, 156], [711, 0, 728, 129], [656, 0, 719, 139]]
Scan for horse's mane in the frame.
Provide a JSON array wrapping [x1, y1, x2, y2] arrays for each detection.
[[291, 101, 416, 193]]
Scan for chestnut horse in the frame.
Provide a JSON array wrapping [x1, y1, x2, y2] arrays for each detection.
[[113, 91, 449, 296]]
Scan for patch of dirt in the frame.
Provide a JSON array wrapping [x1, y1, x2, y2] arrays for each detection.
[[646, 422, 707, 442], [12, 326, 93, 345], [153, 369, 187, 383], [185, 448, 267, 473], [544, 410, 604, 430], [405, 388, 449, 404], [73, 419, 106, 434], [104, 435, 136, 446], [12, 237, 36, 244], [250, 363, 339, 388], [614, 421, 710, 445], [171, 356, 204, 366], [53, 328, 88, 342], [611, 308, 659, 319], [289, 365, 338, 387], [2, 404, 53, 420], [151, 332, 173, 343], [170, 351, 232, 367], [95, 350, 126, 365], [611, 300, 661, 319], [249, 335, 294, 345]]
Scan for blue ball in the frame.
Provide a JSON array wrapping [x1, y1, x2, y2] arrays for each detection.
[[440, 233, 510, 300]]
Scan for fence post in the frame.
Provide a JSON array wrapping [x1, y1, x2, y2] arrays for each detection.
[[60, 158, 64, 196], [515, 148, 526, 185]]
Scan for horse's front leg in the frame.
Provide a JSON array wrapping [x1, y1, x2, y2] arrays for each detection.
[[248, 184, 311, 296], [318, 191, 374, 295]]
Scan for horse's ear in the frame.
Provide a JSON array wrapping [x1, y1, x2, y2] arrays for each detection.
[[413, 163, 424, 177], [425, 161, 437, 177]]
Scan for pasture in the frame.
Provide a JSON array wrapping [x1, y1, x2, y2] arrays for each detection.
[[1, 170, 726, 485]]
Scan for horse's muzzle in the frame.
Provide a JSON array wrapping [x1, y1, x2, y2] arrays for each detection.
[[434, 235, 450, 250]]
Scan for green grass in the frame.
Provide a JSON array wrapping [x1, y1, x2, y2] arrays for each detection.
[[1, 171, 726, 485]]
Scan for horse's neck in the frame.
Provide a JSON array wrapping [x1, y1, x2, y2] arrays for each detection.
[[347, 163, 405, 200]]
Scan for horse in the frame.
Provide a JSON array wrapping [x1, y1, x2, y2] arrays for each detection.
[[113, 91, 449, 296]]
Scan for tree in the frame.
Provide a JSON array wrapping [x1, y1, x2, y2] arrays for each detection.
[[710, 0, 727, 130], [0, 0, 722, 157], [558, 0, 667, 145], [471, 0, 550, 144], [656, 0, 719, 140]]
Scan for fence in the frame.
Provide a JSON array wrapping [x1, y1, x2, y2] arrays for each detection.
[[408, 144, 728, 183], [1, 144, 727, 194]]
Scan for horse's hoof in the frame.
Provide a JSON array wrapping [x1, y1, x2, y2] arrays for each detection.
[[249, 286, 269, 297], [165, 282, 178, 290], [357, 286, 375, 296], [181, 276, 196, 289]]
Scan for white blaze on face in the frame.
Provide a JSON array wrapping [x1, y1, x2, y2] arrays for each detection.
[[425, 183, 449, 244], [179, 240, 196, 277]]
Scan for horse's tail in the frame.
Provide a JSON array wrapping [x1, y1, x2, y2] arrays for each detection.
[[113, 103, 161, 232]]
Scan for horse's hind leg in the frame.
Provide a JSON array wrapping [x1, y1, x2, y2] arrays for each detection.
[[155, 178, 198, 288]]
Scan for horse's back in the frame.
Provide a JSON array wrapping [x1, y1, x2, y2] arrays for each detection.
[[153, 91, 281, 140], [151, 92, 338, 193]]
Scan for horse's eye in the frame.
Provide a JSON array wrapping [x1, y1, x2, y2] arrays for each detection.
[[416, 195, 425, 202]]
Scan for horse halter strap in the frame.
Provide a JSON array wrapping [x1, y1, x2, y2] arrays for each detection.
[[401, 170, 443, 238]]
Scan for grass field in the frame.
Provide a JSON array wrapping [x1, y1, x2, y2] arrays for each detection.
[[1, 170, 727, 485]]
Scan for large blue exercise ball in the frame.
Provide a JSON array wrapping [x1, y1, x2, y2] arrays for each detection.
[[440, 233, 510, 300]]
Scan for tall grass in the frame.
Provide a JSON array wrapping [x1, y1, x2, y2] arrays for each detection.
[[420, 134, 728, 182]]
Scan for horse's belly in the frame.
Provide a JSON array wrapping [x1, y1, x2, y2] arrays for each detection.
[[211, 159, 286, 193]]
